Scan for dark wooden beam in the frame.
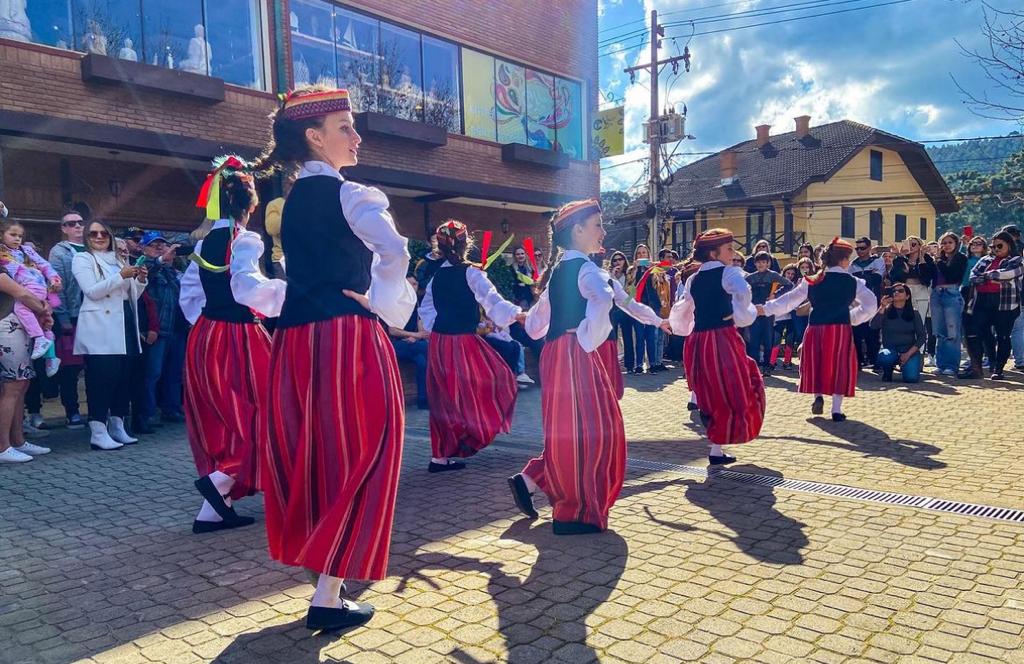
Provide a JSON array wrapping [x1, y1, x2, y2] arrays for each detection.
[[81, 54, 225, 103]]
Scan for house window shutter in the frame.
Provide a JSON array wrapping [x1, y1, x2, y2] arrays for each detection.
[[840, 207, 856, 238], [920, 217, 928, 240], [870, 150, 883, 181], [869, 209, 883, 243], [895, 214, 907, 242]]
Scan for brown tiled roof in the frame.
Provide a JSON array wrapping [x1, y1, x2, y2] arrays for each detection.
[[620, 119, 958, 219]]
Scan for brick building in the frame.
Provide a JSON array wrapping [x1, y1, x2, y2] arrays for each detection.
[[0, 0, 598, 250]]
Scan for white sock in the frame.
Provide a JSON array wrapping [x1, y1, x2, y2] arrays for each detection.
[[209, 470, 234, 496], [689, 393, 697, 405], [831, 394, 844, 414], [521, 472, 539, 493], [710, 444, 723, 456], [311, 574, 345, 609], [195, 500, 222, 523], [431, 456, 448, 465]]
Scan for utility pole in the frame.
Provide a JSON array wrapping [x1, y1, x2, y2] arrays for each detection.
[[624, 10, 690, 254]]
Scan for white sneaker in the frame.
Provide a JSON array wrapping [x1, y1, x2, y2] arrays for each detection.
[[13, 441, 50, 456], [30, 337, 52, 360], [89, 420, 123, 451], [923, 355, 935, 367], [29, 413, 47, 430], [516, 373, 535, 385], [22, 415, 50, 438], [44, 357, 61, 378], [0, 447, 33, 463], [107, 416, 138, 445]]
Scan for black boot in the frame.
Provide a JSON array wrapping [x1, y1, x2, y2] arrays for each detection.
[[958, 337, 984, 379]]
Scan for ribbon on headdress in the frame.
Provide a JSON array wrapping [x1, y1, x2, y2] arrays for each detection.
[[552, 198, 601, 233], [522, 237, 539, 279], [196, 156, 245, 221], [479, 231, 492, 269], [485, 234, 515, 270]]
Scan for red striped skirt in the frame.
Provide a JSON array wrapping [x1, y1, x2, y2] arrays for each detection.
[[184, 316, 271, 500], [683, 326, 765, 445], [263, 315, 404, 580], [799, 323, 858, 397], [427, 332, 516, 459], [596, 338, 625, 400], [522, 334, 626, 530]]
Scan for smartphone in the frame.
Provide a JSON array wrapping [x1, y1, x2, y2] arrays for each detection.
[[882, 287, 894, 297], [134, 255, 147, 267]]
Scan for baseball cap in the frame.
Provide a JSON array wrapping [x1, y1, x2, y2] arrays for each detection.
[[119, 226, 143, 240], [140, 231, 168, 246]]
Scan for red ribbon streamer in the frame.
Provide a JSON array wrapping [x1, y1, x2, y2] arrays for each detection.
[[523, 237, 539, 279], [479, 231, 493, 269]]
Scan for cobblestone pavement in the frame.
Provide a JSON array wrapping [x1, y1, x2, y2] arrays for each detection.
[[2, 365, 1022, 664]]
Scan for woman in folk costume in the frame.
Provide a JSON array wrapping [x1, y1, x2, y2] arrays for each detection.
[[253, 86, 417, 632], [669, 230, 763, 465], [507, 199, 626, 535], [760, 237, 878, 421], [179, 158, 286, 534], [591, 251, 669, 400], [418, 220, 525, 472]]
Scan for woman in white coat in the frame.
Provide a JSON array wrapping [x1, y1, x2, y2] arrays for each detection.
[[72, 220, 148, 451]]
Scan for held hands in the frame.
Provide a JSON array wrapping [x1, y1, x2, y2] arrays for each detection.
[[342, 289, 372, 312], [515, 312, 528, 325], [145, 331, 158, 345], [659, 320, 672, 334], [755, 304, 766, 316]]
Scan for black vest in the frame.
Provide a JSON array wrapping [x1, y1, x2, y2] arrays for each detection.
[[691, 267, 734, 332], [430, 264, 480, 335], [808, 272, 856, 326], [278, 176, 374, 328], [546, 258, 589, 342], [198, 226, 257, 324]]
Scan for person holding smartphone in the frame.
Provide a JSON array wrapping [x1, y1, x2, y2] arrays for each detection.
[[871, 284, 926, 382]]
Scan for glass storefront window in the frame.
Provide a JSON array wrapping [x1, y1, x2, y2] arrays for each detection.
[[525, 69, 555, 150], [290, 0, 336, 87], [334, 6, 378, 113], [495, 59, 526, 145], [141, 0, 205, 73], [12, 1, 267, 89], [70, 0, 142, 59], [554, 77, 585, 160], [462, 48, 496, 141], [204, 0, 265, 89], [378, 22, 422, 122], [21, 0, 73, 48], [421, 35, 459, 133]]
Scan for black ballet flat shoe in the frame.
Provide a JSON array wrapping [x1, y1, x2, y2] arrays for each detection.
[[687, 401, 699, 411], [990, 372, 1006, 381], [632, 367, 644, 375], [192, 514, 255, 534], [194, 476, 235, 521], [428, 460, 466, 473], [811, 396, 824, 415], [831, 412, 847, 422], [552, 520, 603, 536], [708, 454, 737, 466], [305, 601, 375, 632], [508, 474, 539, 519]]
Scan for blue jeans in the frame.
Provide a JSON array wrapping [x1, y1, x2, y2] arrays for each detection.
[[392, 338, 429, 406], [930, 287, 963, 372], [652, 328, 665, 366], [792, 315, 808, 346], [634, 324, 658, 370], [1012, 312, 1024, 365], [143, 332, 186, 419], [877, 348, 922, 383], [746, 316, 774, 366]]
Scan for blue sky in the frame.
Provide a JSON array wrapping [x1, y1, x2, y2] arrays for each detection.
[[598, 0, 1022, 192]]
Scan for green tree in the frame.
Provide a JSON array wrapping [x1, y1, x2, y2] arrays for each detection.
[[938, 148, 1024, 237]]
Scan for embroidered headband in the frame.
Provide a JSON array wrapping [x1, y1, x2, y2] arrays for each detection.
[[280, 89, 351, 121], [694, 228, 734, 249], [435, 220, 468, 248], [552, 199, 601, 233]]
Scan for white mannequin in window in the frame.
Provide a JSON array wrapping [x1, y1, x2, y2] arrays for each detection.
[[180, 24, 212, 75], [83, 19, 107, 55], [0, 0, 32, 43], [118, 38, 138, 62]]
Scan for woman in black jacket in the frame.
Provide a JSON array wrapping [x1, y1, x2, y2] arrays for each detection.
[[929, 232, 967, 376]]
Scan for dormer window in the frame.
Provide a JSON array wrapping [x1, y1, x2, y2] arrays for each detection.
[[870, 150, 883, 181]]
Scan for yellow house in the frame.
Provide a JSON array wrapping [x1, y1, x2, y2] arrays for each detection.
[[616, 117, 958, 258]]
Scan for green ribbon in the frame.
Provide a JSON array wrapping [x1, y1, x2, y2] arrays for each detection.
[[484, 234, 516, 270]]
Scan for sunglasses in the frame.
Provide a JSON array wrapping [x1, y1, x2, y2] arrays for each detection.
[[856, 245, 869, 251], [993, 243, 1007, 249], [62, 219, 84, 228], [89, 230, 110, 239]]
